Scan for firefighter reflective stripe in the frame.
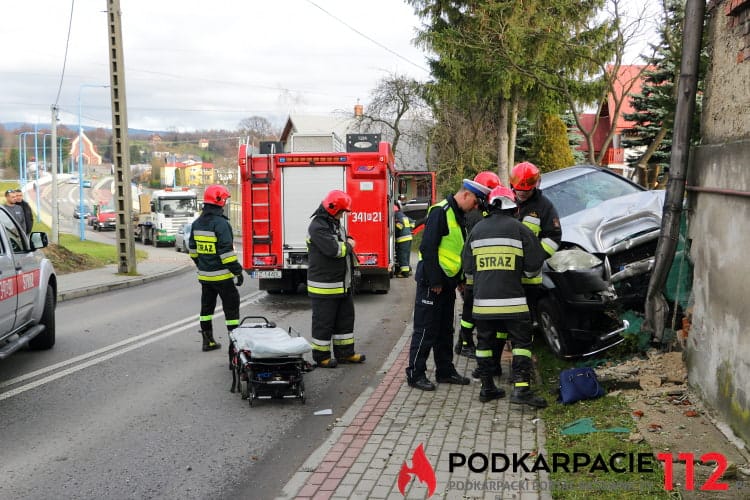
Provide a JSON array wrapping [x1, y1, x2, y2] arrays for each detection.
[[465, 272, 474, 285], [476, 348, 493, 358], [220, 251, 238, 265], [307, 279, 345, 295], [540, 237, 559, 256], [515, 381, 530, 387], [473, 297, 529, 315], [396, 234, 413, 243], [332, 332, 355, 346], [521, 215, 541, 236], [226, 318, 239, 327], [200, 314, 213, 321], [193, 230, 218, 254], [460, 318, 474, 329], [522, 275, 543, 285], [197, 269, 234, 281], [471, 238, 524, 272], [496, 331, 508, 340], [513, 348, 532, 358], [338, 242, 347, 258], [310, 338, 331, 352]]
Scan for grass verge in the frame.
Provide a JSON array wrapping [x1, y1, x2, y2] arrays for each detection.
[[534, 338, 674, 499]]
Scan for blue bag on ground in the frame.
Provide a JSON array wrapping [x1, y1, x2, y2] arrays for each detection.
[[558, 367, 605, 404]]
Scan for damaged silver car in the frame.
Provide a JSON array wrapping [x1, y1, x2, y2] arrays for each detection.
[[535, 165, 665, 358]]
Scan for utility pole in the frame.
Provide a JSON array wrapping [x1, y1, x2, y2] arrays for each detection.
[[50, 106, 59, 244], [107, 0, 136, 274]]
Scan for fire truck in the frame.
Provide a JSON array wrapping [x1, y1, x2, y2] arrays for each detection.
[[239, 134, 435, 294]]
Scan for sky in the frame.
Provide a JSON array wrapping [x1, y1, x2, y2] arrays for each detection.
[[0, 0, 432, 132]]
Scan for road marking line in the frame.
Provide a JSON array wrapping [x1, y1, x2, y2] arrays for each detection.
[[0, 290, 265, 399]]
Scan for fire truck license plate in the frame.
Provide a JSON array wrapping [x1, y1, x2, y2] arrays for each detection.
[[252, 270, 282, 279]]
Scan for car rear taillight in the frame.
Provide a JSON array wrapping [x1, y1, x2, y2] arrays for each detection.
[[356, 253, 378, 266], [253, 255, 277, 267]]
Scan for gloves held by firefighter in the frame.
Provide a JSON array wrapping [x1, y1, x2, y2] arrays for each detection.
[[235, 273, 244, 287]]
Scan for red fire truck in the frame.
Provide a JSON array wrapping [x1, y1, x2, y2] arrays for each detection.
[[239, 134, 435, 294]]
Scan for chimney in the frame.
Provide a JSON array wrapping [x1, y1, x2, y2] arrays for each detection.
[[354, 102, 363, 117]]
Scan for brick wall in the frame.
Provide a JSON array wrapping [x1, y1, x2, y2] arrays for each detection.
[[725, 0, 750, 62]]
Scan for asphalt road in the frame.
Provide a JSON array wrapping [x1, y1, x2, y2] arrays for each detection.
[[0, 252, 417, 499]]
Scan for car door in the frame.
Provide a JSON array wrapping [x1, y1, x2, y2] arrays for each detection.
[[0, 209, 35, 327], [0, 225, 18, 335]]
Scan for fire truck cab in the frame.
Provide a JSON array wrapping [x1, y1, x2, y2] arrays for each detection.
[[239, 134, 434, 294]]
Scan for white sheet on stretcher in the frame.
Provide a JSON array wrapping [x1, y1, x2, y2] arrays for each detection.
[[230, 327, 311, 358]]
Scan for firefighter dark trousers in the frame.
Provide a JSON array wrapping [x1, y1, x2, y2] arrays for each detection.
[[200, 279, 240, 334], [459, 286, 476, 348], [395, 241, 412, 276], [475, 318, 533, 387], [406, 283, 458, 382], [310, 293, 356, 363]]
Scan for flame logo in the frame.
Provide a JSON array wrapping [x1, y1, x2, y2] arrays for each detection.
[[398, 443, 436, 497]]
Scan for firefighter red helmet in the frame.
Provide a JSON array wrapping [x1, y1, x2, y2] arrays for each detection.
[[322, 189, 352, 216], [474, 171, 501, 190], [509, 162, 541, 191], [203, 184, 231, 207], [488, 185, 517, 210]]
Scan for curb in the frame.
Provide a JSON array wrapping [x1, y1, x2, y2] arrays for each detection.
[[57, 264, 192, 302]]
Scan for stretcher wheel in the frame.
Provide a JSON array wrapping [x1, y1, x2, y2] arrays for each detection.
[[298, 379, 306, 404]]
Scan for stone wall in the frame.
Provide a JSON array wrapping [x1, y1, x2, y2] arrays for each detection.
[[686, 0, 750, 444]]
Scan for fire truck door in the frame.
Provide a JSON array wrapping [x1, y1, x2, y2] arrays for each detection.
[[282, 166, 345, 251]]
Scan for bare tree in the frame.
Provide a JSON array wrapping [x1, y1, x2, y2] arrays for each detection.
[[238, 116, 278, 146], [357, 74, 430, 161]]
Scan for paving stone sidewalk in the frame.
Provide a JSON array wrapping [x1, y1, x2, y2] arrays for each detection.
[[280, 327, 552, 500]]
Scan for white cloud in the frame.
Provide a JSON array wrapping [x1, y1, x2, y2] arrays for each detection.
[[1, 0, 430, 132]]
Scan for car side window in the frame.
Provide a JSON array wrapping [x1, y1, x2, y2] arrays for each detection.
[[0, 210, 26, 253]]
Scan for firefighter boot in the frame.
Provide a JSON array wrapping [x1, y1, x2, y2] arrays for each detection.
[[339, 353, 366, 364], [200, 330, 221, 352], [456, 328, 476, 358], [479, 376, 506, 403], [510, 386, 548, 408]]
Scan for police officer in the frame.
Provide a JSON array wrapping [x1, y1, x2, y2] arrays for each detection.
[[394, 202, 414, 277], [405, 177, 491, 391], [307, 189, 365, 368], [463, 185, 547, 407], [189, 185, 244, 352]]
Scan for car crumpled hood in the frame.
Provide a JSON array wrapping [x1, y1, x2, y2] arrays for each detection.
[[560, 190, 666, 254]]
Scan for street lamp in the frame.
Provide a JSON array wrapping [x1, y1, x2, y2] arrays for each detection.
[[77, 83, 109, 241], [18, 131, 39, 188]]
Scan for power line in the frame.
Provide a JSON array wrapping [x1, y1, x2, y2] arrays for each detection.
[[305, 0, 429, 74], [54, 0, 76, 106]]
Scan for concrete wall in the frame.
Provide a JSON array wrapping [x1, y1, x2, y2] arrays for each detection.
[[686, 0, 750, 444]]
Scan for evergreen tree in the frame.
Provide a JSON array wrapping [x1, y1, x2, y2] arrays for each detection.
[[529, 114, 575, 172]]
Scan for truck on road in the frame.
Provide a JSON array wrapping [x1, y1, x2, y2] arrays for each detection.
[[134, 188, 199, 246]]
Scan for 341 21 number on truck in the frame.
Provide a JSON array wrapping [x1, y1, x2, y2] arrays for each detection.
[[239, 133, 434, 294]]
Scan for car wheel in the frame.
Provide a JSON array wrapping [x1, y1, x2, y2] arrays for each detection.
[[537, 297, 570, 358], [29, 285, 56, 350], [175, 242, 180, 253]]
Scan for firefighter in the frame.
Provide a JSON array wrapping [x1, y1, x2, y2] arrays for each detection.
[[394, 202, 414, 277], [509, 162, 562, 322], [189, 184, 244, 352], [405, 177, 491, 391], [307, 189, 366, 368], [462, 185, 548, 407], [454, 171, 501, 359]]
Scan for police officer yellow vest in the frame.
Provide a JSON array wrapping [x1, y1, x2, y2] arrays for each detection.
[[420, 199, 464, 277]]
